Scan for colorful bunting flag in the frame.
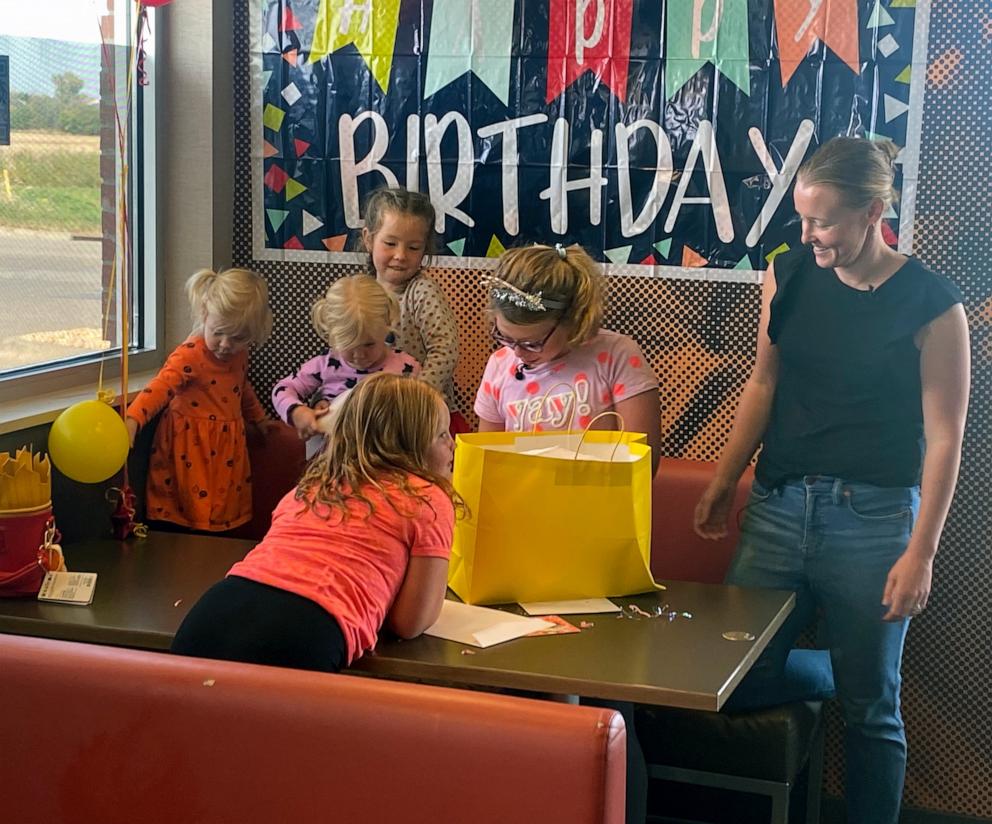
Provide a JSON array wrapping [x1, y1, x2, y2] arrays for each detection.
[[775, 0, 860, 86], [604, 245, 633, 265], [322, 234, 348, 252], [765, 242, 789, 263], [682, 246, 708, 268], [424, 0, 514, 105], [653, 239, 672, 258], [281, 6, 303, 31], [302, 210, 324, 235], [666, 0, 750, 100], [262, 103, 286, 131], [309, 0, 402, 93], [546, 0, 633, 103], [486, 235, 506, 257]]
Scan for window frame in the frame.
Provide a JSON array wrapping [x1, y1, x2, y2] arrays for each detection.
[[0, 7, 162, 409]]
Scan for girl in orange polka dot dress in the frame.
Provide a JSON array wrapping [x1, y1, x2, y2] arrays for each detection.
[[475, 243, 662, 474], [126, 268, 276, 531]]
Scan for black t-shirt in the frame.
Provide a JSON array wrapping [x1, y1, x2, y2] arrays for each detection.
[[755, 247, 963, 489]]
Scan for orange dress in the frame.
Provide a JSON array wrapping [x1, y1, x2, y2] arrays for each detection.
[[126, 336, 267, 531]]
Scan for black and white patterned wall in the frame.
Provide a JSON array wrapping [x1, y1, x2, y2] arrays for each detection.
[[230, 1, 992, 816]]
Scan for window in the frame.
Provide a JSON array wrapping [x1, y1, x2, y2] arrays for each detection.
[[0, 1, 157, 402]]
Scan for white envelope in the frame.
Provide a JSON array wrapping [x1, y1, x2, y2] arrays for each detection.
[[519, 598, 622, 616], [424, 601, 554, 648]]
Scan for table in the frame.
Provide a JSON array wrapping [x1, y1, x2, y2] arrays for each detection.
[[0, 533, 794, 711]]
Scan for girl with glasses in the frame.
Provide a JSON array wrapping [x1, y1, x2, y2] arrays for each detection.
[[475, 243, 662, 474]]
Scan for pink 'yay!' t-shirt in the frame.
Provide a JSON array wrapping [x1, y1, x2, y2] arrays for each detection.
[[474, 329, 658, 432]]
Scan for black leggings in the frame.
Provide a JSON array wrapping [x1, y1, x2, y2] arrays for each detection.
[[171, 576, 347, 673]]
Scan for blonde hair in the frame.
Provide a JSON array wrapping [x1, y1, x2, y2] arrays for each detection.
[[187, 268, 272, 345], [490, 244, 605, 345], [296, 373, 464, 520], [362, 187, 437, 274], [797, 136, 900, 209], [311, 276, 398, 352]]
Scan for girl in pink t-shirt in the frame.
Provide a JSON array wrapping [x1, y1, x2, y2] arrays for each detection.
[[172, 373, 461, 672], [475, 243, 661, 473]]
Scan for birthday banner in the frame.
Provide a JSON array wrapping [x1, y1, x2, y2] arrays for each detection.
[[251, 0, 929, 280]]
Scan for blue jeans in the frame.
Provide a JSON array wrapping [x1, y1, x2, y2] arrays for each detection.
[[725, 476, 919, 824]]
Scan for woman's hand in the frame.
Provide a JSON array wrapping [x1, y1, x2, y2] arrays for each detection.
[[882, 545, 934, 621], [693, 478, 737, 540]]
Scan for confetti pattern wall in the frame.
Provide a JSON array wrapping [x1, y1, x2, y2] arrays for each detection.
[[231, 1, 992, 816]]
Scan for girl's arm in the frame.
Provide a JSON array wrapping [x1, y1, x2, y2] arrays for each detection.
[[409, 278, 459, 392], [613, 387, 662, 475], [125, 346, 191, 444], [241, 381, 268, 424], [882, 303, 970, 620], [693, 266, 780, 538], [477, 418, 504, 432], [385, 556, 450, 639], [271, 356, 325, 424]]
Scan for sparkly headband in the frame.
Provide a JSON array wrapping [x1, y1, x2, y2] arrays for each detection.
[[481, 274, 568, 312]]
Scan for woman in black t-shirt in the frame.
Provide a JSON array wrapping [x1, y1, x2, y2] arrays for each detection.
[[693, 137, 970, 824]]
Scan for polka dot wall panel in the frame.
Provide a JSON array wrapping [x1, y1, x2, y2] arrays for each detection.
[[231, 0, 991, 816]]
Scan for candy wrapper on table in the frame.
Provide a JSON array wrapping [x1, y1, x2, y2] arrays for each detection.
[[0, 448, 65, 598]]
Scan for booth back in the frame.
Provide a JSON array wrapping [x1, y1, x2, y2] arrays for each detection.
[[0, 633, 627, 824], [651, 458, 754, 584]]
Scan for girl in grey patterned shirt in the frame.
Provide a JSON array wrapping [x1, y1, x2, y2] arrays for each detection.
[[361, 187, 466, 431]]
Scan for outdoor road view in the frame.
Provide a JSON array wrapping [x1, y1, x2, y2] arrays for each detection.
[[0, 128, 109, 374], [0, 227, 104, 372]]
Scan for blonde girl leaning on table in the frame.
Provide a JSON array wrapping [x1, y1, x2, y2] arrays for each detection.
[[361, 186, 468, 433], [125, 268, 277, 533], [694, 136, 970, 824], [172, 374, 461, 673], [476, 241, 661, 824]]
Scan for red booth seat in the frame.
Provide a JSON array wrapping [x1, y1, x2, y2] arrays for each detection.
[[228, 421, 307, 540], [0, 633, 627, 824], [651, 457, 754, 584]]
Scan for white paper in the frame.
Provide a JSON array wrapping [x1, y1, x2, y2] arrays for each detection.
[[424, 601, 554, 648], [37, 571, 97, 606], [519, 598, 622, 616], [477, 433, 639, 463]]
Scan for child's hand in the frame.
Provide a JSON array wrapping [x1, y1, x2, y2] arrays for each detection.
[[253, 418, 281, 438], [290, 406, 320, 440], [125, 417, 139, 449]]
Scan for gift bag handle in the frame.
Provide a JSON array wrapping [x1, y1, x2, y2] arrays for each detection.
[[575, 411, 627, 462], [532, 382, 578, 433]]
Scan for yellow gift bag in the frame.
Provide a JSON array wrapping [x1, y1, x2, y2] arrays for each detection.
[[449, 428, 660, 605]]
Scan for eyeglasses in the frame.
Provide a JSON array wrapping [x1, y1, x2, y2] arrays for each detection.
[[490, 320, 559, 354]]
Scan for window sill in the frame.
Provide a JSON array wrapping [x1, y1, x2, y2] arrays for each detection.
[[0, 370, 159, 436]]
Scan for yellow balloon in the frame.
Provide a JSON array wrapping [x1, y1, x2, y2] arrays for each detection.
[[48, 400, 130, 484]]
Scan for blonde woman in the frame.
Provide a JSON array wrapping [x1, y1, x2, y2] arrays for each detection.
[[173, 374, 459, 672], [272, 276, 419, 452], [126, 267, 275, 532], [694, 136, 970, 824]]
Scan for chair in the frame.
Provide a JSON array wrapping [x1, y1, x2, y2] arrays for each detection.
[[227, 420, 306, 539], [639, 458, 828, 824]]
